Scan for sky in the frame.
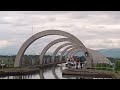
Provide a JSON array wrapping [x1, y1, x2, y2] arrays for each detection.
[[0, 11, 120, 55]]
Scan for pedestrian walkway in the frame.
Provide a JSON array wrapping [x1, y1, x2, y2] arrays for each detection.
[[62, 68, 113, 78]]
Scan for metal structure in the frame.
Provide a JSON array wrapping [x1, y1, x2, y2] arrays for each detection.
[[60, 45, 79, 62], [14, 30, 92, 67], [39, 38, 79, 64], [59, 46, 92, 67], [52, 42, 76, 63], [67, 48, 112, 64]]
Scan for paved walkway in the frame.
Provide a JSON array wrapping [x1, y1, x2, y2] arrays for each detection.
[[62, 68, 114, 78]]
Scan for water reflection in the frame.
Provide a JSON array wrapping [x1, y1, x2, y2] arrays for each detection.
[[52, 67, 59, 79], [0, 63, 66, 79], [0, 63, 113, 79], [39, 70, 44, 79]]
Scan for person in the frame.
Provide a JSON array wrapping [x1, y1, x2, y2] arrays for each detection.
[[71, 57, 75, 67], [84, 60, 87, 65], [80, 57, 83, 69], [66, 58, 71, 69], [76, 57, 79, 69], [70, 57, 74, 67], [85, 52, 88, 57], [80, 62, 83, 69]]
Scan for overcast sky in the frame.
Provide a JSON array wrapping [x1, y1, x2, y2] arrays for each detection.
[[0, 11, 120, 55]]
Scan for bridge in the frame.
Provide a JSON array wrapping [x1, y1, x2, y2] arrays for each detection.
[[13, 30, 114, 79]]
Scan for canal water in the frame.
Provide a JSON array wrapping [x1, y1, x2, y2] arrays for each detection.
[[0, 63, 112, 79]]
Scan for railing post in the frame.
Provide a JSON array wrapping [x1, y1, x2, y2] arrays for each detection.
[[106, 63, 107, 71], [95, 62, 96, 71], [109, 62, 110, 71]]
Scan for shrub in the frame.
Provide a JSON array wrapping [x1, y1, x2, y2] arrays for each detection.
[[115, 60, 120, 71], [95, 63, 113, 70]]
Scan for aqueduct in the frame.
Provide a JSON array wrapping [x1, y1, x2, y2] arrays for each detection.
[[14, 30, 111, 68]]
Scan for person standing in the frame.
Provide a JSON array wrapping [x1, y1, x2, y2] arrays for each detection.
[[76, 57, 79, 69], [80, 57, 83, 69], [66, 59, 71, 69]]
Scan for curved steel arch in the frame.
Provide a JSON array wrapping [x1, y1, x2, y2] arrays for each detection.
[[39, 70, 44, 79], [68, 48, 93, 59], [65, 47, 82, 60], [68, 48, 82, 58], [66, 47, 92, 66], [39, 38, 80, 64], [68, 48, 84, 58], [52, 67, 59, 79], [67, 48, 89, 69], [60, 45, 93, 67], [60, 45, 80, 62], [52, 42, 77, 63], [14, 30, 91, 67]]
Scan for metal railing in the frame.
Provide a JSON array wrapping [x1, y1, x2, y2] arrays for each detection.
[[65, 61, 115, 71]]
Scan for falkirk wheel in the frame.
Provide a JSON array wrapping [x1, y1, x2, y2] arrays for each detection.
[[14, 30, 93, 67]]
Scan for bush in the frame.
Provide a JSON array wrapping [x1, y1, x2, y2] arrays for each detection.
[[95, 63, 113, 70], [115, 60, 120, 71]]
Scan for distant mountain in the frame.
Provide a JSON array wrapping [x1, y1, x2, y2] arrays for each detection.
[[97, 48, 120, 58]]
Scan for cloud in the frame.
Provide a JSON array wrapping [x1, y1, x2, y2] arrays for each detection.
[[0, 40, 13, 49], [84, 39, 120, 50], [0, 11, 120, 55]]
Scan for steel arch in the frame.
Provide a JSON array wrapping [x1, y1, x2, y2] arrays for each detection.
[[15, 30, 91, 67]]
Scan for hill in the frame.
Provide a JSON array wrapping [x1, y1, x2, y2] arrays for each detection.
[[97, 48, 120, 58]]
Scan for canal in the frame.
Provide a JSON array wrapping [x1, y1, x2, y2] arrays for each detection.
[[0, 63, 113, 79]]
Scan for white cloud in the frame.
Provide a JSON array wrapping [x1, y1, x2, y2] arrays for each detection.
[[0, 40, 13, 49], [84, 39, 120, 50], [0, 11, 120, 55]]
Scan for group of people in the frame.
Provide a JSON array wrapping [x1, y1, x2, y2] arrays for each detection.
[[66, 57, 86, 69]]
